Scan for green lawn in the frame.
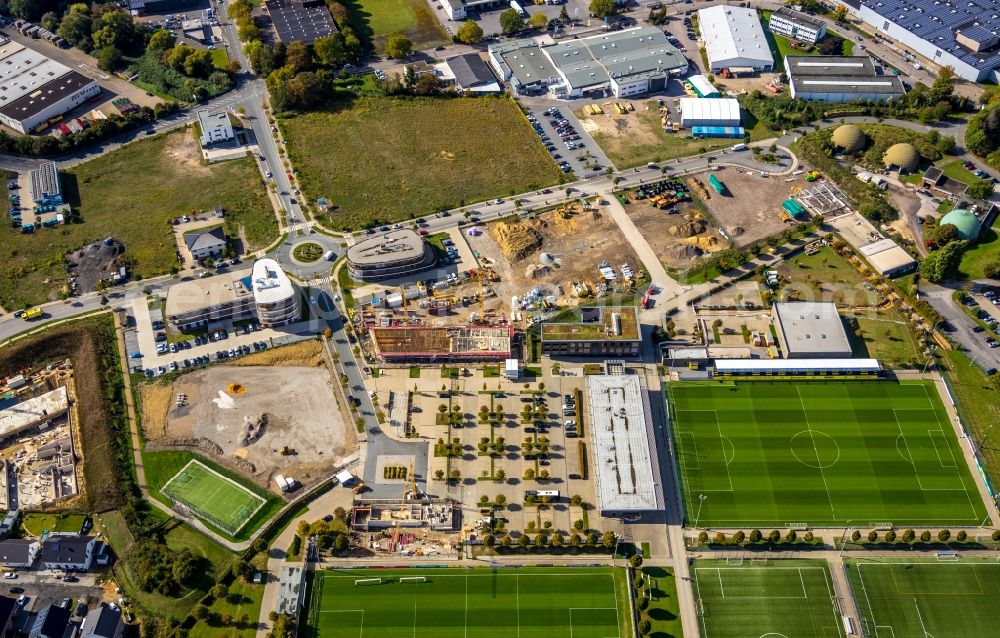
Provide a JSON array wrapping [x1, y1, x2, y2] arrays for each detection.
[[668, 380, 987, 527], [189, 576, 265, 638], [938, 349, 1000, 491], [778, 245, 881, 306], [958, 219, 1000, 279], [343, 0, 449, 51], [693, 560, 843, 638], [143, 450, 283, 541], [848, 311, 924, 367], [640, 566, 683, 638], [760, 12, 853, 69], [939, 159, 979, 184], [283, 97, 563, 231], [210, 48, 230, 69], [300, 567, 632, 638], [20, 513, 86, 537], [0, 128, 277, 308], [847, 559, 1000, 637]]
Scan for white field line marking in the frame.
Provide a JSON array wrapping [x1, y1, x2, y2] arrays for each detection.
[[796, 388, 837, 519]]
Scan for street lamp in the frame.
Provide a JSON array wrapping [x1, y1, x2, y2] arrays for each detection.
[[693, 493, 707, 529]]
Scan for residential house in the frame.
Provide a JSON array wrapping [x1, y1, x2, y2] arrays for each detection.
[[80, 604, 123, 638], [0, 539, 39, 568], [40, 535, 95, 571], [28, 605, 70, 638], [183, 227, 228, 261]]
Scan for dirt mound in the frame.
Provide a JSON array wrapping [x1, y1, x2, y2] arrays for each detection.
[[665, 244, 703, 259], [491, 220, 543, 262], [227, 383, 246, 394], [730, 226, 745, 236], [668, 220, 707, 237], [694, 235, 721, 250]]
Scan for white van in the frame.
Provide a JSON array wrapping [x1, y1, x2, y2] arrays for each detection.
[[731, 143, 747, 151], [323, 250, 336, 261]]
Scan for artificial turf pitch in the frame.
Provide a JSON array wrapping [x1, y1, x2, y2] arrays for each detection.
[[302, 567, 631, 638], [668, 380, 987, 527], [692, 559, 844, 638], [847, 559, 1000, 638], [160, 459, 265, 533]]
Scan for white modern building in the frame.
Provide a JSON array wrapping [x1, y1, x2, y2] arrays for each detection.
[[678, 97, 741, 127], [0, 39, 100, 134], [771, 301, 852, 359], [197, 109, 234, 146], [489, 27, 688, 98], [786, 55, 906, 102], [768, 7, 826, 45], [698, 5, 774, 73], [251, 258, 299, 328], [851, 0, 1000, 83], [587, 371, 663, 517]]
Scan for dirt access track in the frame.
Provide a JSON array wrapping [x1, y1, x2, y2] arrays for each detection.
[[145, 366, 353, 489], [465, 204, 644, 311], [697, 167, 799, 247]]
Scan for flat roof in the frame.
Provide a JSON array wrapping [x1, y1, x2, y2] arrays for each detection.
[[714, 358, 881, 372], [491, 40, 559, 87], [790, 75, 906, 94], [679, 97, 741, 122], [858, 237, 917, 274], [371, 325, 513, 358], [251, 258, 295, 305], [587, 374, 661, 512], [541, 306, 640, 342], [773, 301, 851, 355], [544, 26, 687, 89], [263, 0, 338, 44], [786, 55, 877, 77], [858, 0, 1000, 72], [346, 229, 428, 266], [164, 272, 252, 317], [698, 5, 774, 66], [771, 6, 826, 29], [0, 69, 96, 123], [0, 386, 68, 440]]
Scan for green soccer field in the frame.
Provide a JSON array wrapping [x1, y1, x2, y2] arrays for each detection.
[[692, 559, 844, 638], [302, 567, 632, 638], [668, 380, 988, 527], [848, 559, 1000, 638], [161, 460, 265, 533]]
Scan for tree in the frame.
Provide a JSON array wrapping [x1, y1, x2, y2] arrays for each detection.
[[819, 36, 843, 55], [211, 583, 229, 600], [551, 532, 564, 547], [768, 530, 781, 543], [559, 5, 570, 21], [713, 532, 726, 544], [483, 534, 495, 547], [734, 530, 746, 544], [589, 0, 617, 18], [638, 618, 652, 635], [569, 533, 582, 546], [40, 11, 59, 31], [885, 530, 897, 543], [992, 530, 1000, 542], [957, 530, 968, 542], [193, 605, 209, 620], [499, 8, 525, 36], [938, 529, 951, 542], [832, 3, 848, 21], [529, 12, 549, 29], [495, 494, 507, 506], [523, 468, 535, 480], [602, 531, 617, 548], [920, 530, 932, 542], [501, 534, 513, 547], [903, 529, 916, 543], [629, 554, 643, 567], [334, 533, 350, 551], [967, 178, 995, 200], [786, 530, 797, 542], [435, 469, 444, 479], [698, 531, 709, 545], [920, 240, 968, 282], [96, 46, 122, 71], [518, 534, 530, 548], [982, 258, 1000, 279], [535, 534, 548, 547], [573, 518, 585, 531], [285, 41, 313, 73], [57, 9, 93, 51], [933, 223, 960, 245], [148, 29, 175, 51], [313, 34, 348, 67], [868, 530, 879, 543], [570, 494, 583, 506], [92, 9, 141, 54], [456, 20, 484, 44], [384, 33, 413, 59]]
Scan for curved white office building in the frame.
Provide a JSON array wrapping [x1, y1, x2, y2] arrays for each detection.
[[252, 258, 298, 327]]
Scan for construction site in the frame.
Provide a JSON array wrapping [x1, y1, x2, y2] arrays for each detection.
[[141, 365, 354, 491], [0, 361, 81, 509]]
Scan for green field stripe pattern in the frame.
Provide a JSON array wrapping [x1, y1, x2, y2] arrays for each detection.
[[692, 560, 844, 638], [847, 559, 1000, 638], [669, 381, 987, 527], [160, 459, 266, 534], [304, 567, 631, 638]]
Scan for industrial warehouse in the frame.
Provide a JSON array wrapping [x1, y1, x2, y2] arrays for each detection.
[[0, 39, 100, 134], [771, 301, 852, 359], [698, 5, 774, 73], [851, 0, 1000, 82], [368, 325, 513, 362], [489, 27, 688, 98], [785, 55, 906, 102], [346, 229, 438, 283]]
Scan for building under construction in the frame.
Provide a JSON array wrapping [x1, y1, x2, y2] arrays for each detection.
[[369, 325, 513, 363], [349, 500, 459, 532]]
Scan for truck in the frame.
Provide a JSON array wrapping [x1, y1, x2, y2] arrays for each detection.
[[510, 0, 525, 15], [731, 143, 747, 151], [22, 307, 42, 320]]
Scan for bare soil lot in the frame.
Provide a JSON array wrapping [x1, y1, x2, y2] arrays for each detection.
[[622, 198, 727, 269], [146, 365, 353, 488], [697, 168, 798, 247], [465, 205, 644, 312]]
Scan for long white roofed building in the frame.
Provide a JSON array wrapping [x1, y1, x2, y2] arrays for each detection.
[[698, 5, 774, 73]]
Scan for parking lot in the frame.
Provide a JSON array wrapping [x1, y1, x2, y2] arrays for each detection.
[[525, 106, 612, 175]]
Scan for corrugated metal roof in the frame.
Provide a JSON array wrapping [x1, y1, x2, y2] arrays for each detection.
[[698, 5, 774, 67]]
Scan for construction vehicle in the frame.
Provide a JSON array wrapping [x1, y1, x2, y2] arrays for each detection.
[[805, 171, 821, 182], [22, 307, 42, 320], [765, 83, 782, 94], [279, 446, 296, 455], [352, 481, 367, 494]]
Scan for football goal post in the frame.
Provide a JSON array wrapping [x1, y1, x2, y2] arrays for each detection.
[[727, 556, 743, 566], [354, 578, 382, 586], [400, 576, 427, 584]]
